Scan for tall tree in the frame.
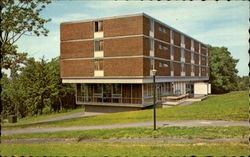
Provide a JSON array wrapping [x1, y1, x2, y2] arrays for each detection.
[[209, 46, 239, 94], [0, 0, 51, 75]]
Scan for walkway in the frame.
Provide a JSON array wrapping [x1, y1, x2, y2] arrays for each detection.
[[27, 112, 104, 125], [2, 137, 247, 144], [2, 120, 248, 135]]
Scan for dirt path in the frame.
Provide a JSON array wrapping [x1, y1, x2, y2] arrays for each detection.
[[2, 120, 248, 135], [1, 137, 247, 144]]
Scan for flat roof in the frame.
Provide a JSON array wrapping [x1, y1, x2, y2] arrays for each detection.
[[61, 12, 208, 46]]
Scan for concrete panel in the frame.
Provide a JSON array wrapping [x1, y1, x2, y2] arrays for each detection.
[[194, 82, 208, 95]]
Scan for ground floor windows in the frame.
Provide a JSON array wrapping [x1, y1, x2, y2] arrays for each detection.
[[76, 82, 195, 105]]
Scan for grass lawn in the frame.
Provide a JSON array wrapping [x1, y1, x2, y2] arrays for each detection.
[[2, 126, 248, 140], [0, 142, 248, 156], [2, 107, 83, 126], [3, 91, 248, 129]]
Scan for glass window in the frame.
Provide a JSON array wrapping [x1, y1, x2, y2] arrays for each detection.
[[150, 58, 154, 70], [95, 21, 103, 32], [159, 62, 163, 67], [150, 39, 154, 51], [81, 84, 88, 96], [150, 20, 154, 32], [181, 48, 185, 58], [170, 62, 174, 71], [113, 84, 121, 94], [162, 28, 166, 33], [181, 63, 185, 72], [191, 52, 194, 60], [158, 26, 162, 32], [158, 44, 162, 50], [93, 84, 102, 94], [94, 40, 103, 51], [170, 46, 174, 56], [94, 59, 103, 70]]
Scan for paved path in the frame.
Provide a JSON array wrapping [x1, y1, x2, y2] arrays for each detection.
[[2, 137, 247, 144], [2, 120, 248, 135], [27, 112, 104, 125]]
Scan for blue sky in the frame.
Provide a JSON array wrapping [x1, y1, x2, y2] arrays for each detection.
[[16, 1, 249, 76]]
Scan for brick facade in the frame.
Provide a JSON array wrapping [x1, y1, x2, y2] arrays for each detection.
[[60, 13, 209, 79]]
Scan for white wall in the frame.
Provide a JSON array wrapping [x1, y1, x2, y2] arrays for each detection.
[[194, 82, 209, 95]]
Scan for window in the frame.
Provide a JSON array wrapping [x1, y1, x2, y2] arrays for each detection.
[[170, 46, 174, 56], [191, 64, 194, 72], [191, 52, 194, 61], [158, 26, 162, 32], [94, 21, 103, 32], [170, 62, 174, 71], [94, 40, 104, 51], [181, 48, 185, 58], [181, 35, 185, 44], [150, 58, 154, 69], [181, 63, 185, 72], [94, 59, 103, 70], [150, 39, 154, 51], [150, 20, 154, 32], [158, 26, 166, 33], [159, 62, 163, 67]]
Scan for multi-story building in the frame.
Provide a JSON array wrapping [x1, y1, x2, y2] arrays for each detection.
[[60, 13, 210, 113]]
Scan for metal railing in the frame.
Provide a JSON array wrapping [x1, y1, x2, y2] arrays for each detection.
[[77, 96, 142, 104]]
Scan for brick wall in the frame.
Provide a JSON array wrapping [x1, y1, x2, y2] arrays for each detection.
[[104, 58, 144, 76], [185, 36, 191, 50], [104, 16, 143, 37], [61, 60, 94, 77], [174, 47, 180, 61], [185, 50, 191, 63], [60, 22, 93, 41], [155, 59, 170, 76], [194, 40, 199, 52], [194, 65, 199, 76], [194, 53, 199, 64], [104, 37, 143, 57], [174, 62, 180, 76], [154, 41, 170, 59], [61, 41, 93, 59], [173, 31, 181, 46], [185, 64, 191, 76], [143, 16, 150, 36], [143, 37, 150, 56], [154, 22, 170, 43]]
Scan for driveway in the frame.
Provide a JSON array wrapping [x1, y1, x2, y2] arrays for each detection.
[[2, 120, 248, 135]]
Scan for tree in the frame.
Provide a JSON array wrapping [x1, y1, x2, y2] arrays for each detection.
[[237, 76, 249, 91], [0, 0, 51, 75], [208, 46, 239, 94]]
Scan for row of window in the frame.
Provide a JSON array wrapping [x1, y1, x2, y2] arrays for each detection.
[[150, 38, 207, 56], [153, 59, 208, 73]]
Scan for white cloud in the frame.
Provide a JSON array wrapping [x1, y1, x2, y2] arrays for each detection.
[[51, 13, 91, 24]]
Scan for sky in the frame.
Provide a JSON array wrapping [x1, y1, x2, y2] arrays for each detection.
[[16, 1, 249, 76]]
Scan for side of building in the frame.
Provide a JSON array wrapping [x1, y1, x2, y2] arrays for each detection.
[[60, 13, 210, 113]]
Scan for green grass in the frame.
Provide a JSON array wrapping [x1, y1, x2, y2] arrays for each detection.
[[2, 126, 248, 140], [2, 107, 83, 126], [0, 143, 248, 156], [3, 91, 248, 129]]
